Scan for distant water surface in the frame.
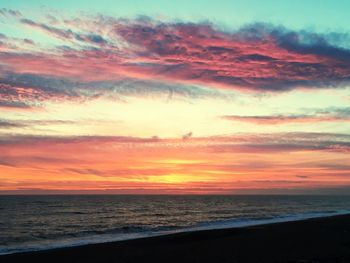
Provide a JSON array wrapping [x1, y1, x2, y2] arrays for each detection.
[[1, 195, 350, 255]]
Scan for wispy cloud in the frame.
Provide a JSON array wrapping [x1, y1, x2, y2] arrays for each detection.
[[1, 132, 349, 152], [0, 8, 22, 17], [0, 120, 25, 128], [208, 132, 350, 153], [0, 119, 75, 130], [222, 107, 350, 124], [21, 18, 107, 45]]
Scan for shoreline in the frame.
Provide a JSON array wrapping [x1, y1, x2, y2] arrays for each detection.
[[2, 210, 350, 256], [2, 213, 350, 262]]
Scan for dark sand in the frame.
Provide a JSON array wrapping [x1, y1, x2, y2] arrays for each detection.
[[2, 214, 350, 263]]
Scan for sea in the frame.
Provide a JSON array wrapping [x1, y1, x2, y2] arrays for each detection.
[[1, 195, 350, 255]]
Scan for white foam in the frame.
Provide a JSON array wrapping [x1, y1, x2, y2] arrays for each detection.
[[1, 209, 350, 256]]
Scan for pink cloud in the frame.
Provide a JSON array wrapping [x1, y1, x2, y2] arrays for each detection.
[[222, 114, 350, 124], [1, 17, 350, 95]]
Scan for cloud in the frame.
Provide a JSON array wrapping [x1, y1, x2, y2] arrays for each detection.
[[1, 132, 349, 192], [0, 72, 226, 108], [222, 110, 350, 124], [0, 134, 163, 169], [0, 74, 79, 99], [0, 134, 161, 146], [0, 33, 35, 53], [182, 132, 193, 140], [0, 132, 349, 153], [1, 15, 350, 96], [296, 175, 309, 178], [0, 120, 25, 128], [0, 8, 22, 17], [64, 167, 169, 177], [0, 119, 75, 130], [23, 39, 35, 45], [0, 100, 32, 109], [207, 132, 350, 153], [20, 18, 107, 45], [318, 164, 350, 171], [223, 114, 350, 125], [0, 156, 80, 168], [113, 19, 350, 91], [0, 82, 45, 110]]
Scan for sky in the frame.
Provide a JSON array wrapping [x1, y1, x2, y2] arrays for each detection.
[[0, 0, 350, 194]]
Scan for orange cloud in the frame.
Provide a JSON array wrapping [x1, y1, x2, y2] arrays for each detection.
[[1, 133, 349, 193]]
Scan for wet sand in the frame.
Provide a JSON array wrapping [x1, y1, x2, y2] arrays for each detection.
[[2, 214, 350, 263]]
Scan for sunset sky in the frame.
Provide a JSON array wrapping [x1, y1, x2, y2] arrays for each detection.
[[1, 0, 350, 194]]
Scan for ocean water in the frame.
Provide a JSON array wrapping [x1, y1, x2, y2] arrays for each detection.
[[1, 195, 350, 255]]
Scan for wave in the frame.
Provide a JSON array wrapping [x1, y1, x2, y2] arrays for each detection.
[[1, 209, 349, 256]]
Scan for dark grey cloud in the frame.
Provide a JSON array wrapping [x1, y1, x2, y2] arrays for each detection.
[[182, 132, 193, 140], [20, 18, 107, 45], [0, 132, 349, 154], [0, 72, 227, 107], [0, 120, 25, 128], [0, 155, 85, 168], [114, 20, 350, 90], [222, 107, 350, 125], [318, 164, 350, 171], [0, 8, 22, 17], [0, 100, 32, 109], [0, 134, 161, 146], [0, 119, 75, 130], [209, 132, 350, 153]]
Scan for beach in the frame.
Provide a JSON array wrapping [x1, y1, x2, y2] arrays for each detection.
[[2, 213, 350, 263]]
